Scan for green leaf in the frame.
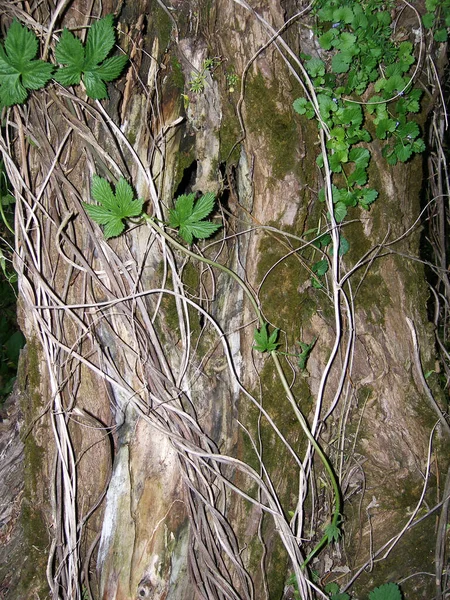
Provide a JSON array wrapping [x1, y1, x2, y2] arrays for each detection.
[[349, 147, 370, 168], [331, 51, 352, 74], [319, 29, 337, 50], [84, 14, 115, 68], [293, 97, 314, 119], [296, 337, 317, 370], [395, 143, 413, 162], [422, 12, 435, 28], [83, 175, 143, 239], [358, 188, 378, 209], [397, 120, 419, 140], [169, 192, 221, 245], [375, 119, 397, 140], [324, 520, 342, 544], [305, 57, 325, 78], [434, 28, 448, 42], [54, 14, 128, 99], [332, 202, 347, 223], [0, 20, 53, 106], [368, 583, 402, 600], [332, 7, 354, 24], [312, 259, 328, 277], [253, 323, 280, 353]]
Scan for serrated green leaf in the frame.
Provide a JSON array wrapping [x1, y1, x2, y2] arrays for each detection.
[[332, 52, 352, 74], [190, 191, 216, 221], [349, 147, 370, 168], [169, 192, 221, 244], [397, 120, 419, 140], [368, 582, 402, 600], [319, 29, 337, 50], [84, 175, 143, 239], [347, 166, 368, 186], [358, 188, 378, 209], [253, 323, 280, 353], [434, 28, 448, 42], [0, 20, 53, 106], [422, 12, 435, 28], [55, 29, 84, 71], [293, 97, 314, 119], [395, 143, 413, 162], [54, 14, 127, 100], [297, 337, 316, 370], [305, 57, 325, 78], [84, 14, 115, 68], [332, 7, 354, 24], [324, 520, 342, 544], [411, 138, 426, 153]]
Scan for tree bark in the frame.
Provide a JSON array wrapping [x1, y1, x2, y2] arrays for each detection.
[[0, 1, 448, 599]]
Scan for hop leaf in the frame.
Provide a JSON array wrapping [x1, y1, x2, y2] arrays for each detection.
[[83, 175, 143, 239], [0, 20, 53, 106], [169, 192, 221, 245], [253, 323, 280, 353], [54, 14, 128, 99]]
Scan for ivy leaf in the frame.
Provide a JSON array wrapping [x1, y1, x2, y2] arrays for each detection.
[[305, 57, 325, 78], [368, 583, 402, 600], [54, 14, 128, 99], [0, 20, 53, 106], [169, 192, 221, 245], [394, 142, 413, 162], [253, 323, 280, 353], [83, 175, 143, 239]]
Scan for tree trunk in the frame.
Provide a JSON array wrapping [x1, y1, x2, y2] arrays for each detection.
[[0, 1, 448, 599]]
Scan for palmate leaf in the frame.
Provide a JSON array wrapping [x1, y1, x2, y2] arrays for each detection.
[[83, 175, 143, 239], [54, 14, 128, 99], [0, 20, 53, 106], [169, 192, 221, 245], [253, 323, 280, 353]]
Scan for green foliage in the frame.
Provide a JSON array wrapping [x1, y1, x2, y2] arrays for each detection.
[[368, 583, 402, 600], [168, 192, 221, 244], [188, 57, 219, 93], [0, 20, 53, 107], [296, 337, 317, 370], [422, 0, 450, 42], [253, 323, 280, 353], [83, 175, 143, 239], [54, 14, 128, 99], [294, 0, 426, 225]]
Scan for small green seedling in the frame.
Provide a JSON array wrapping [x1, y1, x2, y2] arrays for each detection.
[[0, 20, 53, 106], [253, 323, 280, 353], [168, 192, 221, 245], [83, 175, 143, 239], [54, 14, 128, 99]]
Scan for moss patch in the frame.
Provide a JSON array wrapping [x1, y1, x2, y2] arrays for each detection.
[[245, 72, 300, 180]]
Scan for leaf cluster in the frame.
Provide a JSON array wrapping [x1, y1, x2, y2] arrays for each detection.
[[293, 0, 426, 228], [422, 0, 450, 42], [0, 14, 127, 107], [169, 192, 221, 244]]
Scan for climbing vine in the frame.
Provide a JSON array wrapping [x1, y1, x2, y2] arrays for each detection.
[[0, 1, 448, 599]]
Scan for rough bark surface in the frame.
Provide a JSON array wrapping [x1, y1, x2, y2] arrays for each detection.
[[0, 1, 448, 599]]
